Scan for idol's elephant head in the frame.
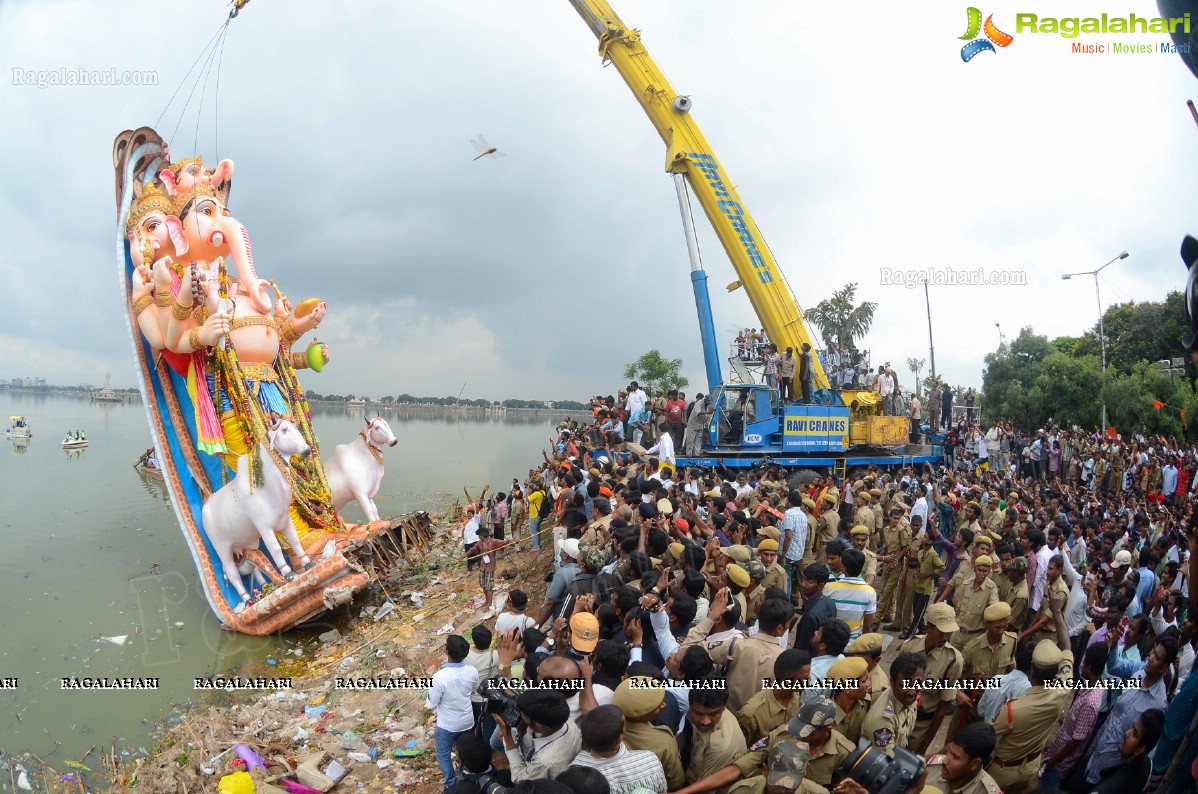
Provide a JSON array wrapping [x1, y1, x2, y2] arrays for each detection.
[[175, 184, 272, 315], [159, 155, 234, 199], [127, 182, 187, 267]]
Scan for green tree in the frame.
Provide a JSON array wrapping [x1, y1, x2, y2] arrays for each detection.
[[623, 350, 688, 394], [906, 357, 926, 396], [806, 283, 878, 350]]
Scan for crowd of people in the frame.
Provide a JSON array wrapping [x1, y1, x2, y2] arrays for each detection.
[[428, 400, 1198, 794]]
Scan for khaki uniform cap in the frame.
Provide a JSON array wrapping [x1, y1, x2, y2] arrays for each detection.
[[727, 564, 750, 588], [613, 676, 666, 718], [983, 602, 1012, 621], [724, 544, 752, 563], [826, 656, 868, 680]]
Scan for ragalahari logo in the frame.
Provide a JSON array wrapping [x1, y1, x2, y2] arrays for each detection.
[[959, 8, 1014, 61]]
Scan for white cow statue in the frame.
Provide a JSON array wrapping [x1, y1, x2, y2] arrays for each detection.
[[326, 416, 397, 523], [202, 419, 313, 611]]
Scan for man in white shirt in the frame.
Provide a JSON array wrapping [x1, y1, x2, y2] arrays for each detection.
[[877, 368, 895, 415], [428, 635, 480, 788], [975, 428, 989, 470], [1031, 532, 1053, 612], [909, 491, 929, 531], [625, 381, 647, 422], [646, 428, 676, 467], [461, 505, 481, 571]]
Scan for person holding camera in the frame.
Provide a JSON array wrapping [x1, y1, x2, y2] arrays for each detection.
[[494, 689, 582, 782]]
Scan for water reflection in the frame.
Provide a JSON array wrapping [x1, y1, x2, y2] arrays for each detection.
[[136, 469, 171, 503], [63, 448, 87, 461], [9, 438, 29, 455]]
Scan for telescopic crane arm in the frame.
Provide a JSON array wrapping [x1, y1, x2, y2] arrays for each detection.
[[568, 0, 830, 390]]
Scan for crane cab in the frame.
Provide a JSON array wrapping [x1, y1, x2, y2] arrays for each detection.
[[706, 384, 851, 454]]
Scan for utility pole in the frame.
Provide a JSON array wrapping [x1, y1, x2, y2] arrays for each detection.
[[924, 281, 937, 382]]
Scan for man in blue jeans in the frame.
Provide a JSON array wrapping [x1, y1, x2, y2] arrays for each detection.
[[427, 634, 479, 787]]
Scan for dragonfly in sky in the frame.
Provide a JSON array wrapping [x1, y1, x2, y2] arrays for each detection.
[[470, 135, 506, 161]]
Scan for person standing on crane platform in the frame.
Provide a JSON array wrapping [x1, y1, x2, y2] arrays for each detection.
[[779, 348, 797, 403]]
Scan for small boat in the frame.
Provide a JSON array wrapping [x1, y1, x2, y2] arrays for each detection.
[[138, 461, 163, 478], [6, 416, 31, 439], [62, 436, 89, 449]]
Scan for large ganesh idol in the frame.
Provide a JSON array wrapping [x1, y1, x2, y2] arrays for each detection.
[[115, 127, 376, 633]]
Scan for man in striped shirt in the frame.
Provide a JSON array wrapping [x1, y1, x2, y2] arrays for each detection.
[[571, 705, 668, 794], [823, 547, 877, 639]]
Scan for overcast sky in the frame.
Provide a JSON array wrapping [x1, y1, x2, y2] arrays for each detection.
[[2, 0, 1196, 401]]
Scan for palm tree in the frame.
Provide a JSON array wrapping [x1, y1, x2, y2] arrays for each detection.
[[906, 357, 926, 397], [806, 283, 878, 352]]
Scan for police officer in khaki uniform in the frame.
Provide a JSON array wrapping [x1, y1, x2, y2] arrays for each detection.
[[1018, 554, 1068, 647], [720, 562, 750, 624], [869, 488, 885, 543], [896, 602, 964, 753], [846, 632, 889, 704], [992, 550, 1013, 602], [849, 526, 878, 586], [951, 554, 999, 652], [612, 675, 686, 790], [987, 640, 1074, 794], [721, 693, 849, 794], [961, 501, 984, 537], [1003, 557, 1030, 631], [815, 493, 840, 566], [756, 538, 789, 595], [947, 602, 1018, 741], [861, 650, 926, 758], [801, 498, 819, 569], [725, 739, 811, 794], [825, 656, 870, 745], [735, 648, 808, 746], [702, 586, 795, 712], [876, 508, 911, 617], [853, 492, 875, 547], [925, 722, 1003, 794], [891, 516, 924, 631], [939, 537, 994, 606]]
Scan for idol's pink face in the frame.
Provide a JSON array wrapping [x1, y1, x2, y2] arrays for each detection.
[[128, 212, 182, 266]]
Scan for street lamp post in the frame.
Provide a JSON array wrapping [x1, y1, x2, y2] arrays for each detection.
[[995, 322, 1004, 349], [1158, 358, 1186, 441], [1062, 251, 1129, 431]]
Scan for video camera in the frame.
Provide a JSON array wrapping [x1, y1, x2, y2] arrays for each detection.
[[479, 682, 524, 731], [839, 739, 926, 794]]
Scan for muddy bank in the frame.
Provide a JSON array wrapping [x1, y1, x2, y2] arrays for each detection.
[[80, 510, 555, 794]]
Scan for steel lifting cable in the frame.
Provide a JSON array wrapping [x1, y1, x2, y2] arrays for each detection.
[[154, 21, 227, 133], [192, 23, 229, 155]]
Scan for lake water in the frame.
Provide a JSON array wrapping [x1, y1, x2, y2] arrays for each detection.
[[0, 393, 553, 764]]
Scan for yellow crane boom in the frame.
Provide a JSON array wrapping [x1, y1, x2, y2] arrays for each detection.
[[568, 0, 830, 390]]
